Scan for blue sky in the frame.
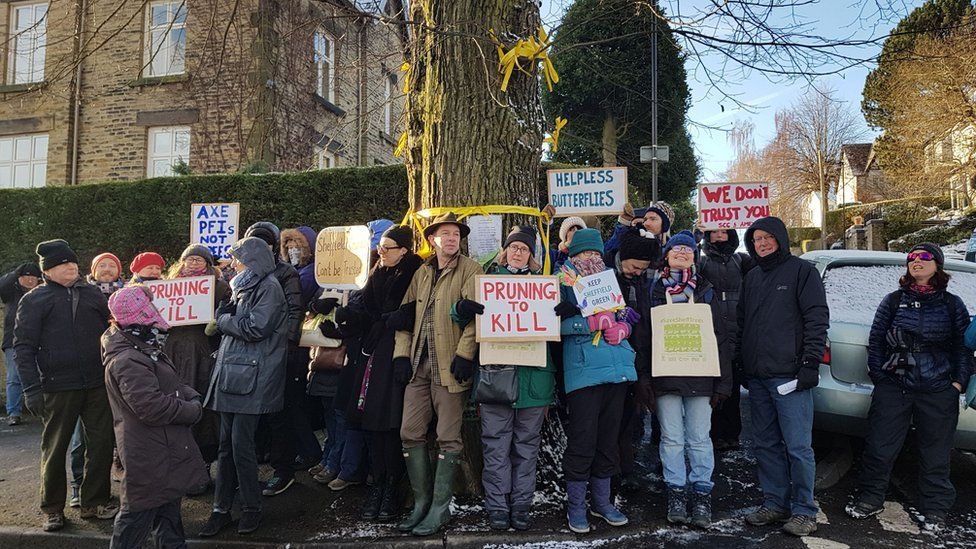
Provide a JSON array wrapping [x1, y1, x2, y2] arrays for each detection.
[[539, 0, 924, 181]]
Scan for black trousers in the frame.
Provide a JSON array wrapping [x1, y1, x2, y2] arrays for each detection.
[[710, 384, 742, 442], [269, 348, 315, 477], [857, 379, 959, 516], [617, 386, 641, 477], [110, 498, 185, 549], [367, 429, 404, 481], [563, 383, 628, 481]]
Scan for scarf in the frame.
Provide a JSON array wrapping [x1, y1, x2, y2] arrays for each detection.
[[507, 264, 531, 275], [756, 249, 786, 271], [177, 264, 209, 278], [570, 255, 606, 277], [230, 268, 259, 299], [909, 283, 935, 295], [660, 265, 697, 303], [122, 324, 169, 350]]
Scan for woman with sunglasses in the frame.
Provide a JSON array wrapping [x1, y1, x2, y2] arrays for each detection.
[[846, 243, 973, 530], [647, 230, 731, 529]]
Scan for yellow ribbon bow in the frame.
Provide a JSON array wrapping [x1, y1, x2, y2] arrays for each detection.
[[544, 116, 567, 153], [393, 131, 408, 158], [494, 26, 560, 92]]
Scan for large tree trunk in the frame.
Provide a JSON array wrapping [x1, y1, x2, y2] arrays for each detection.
[[401, 0, 545, 496], [602, 112, 618, 166]]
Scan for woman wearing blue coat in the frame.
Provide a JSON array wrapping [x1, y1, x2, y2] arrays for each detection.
[[554, 228, 638, 533]]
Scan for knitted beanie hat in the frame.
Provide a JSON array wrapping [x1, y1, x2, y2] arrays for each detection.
[[619, 228, 657, 262], [91, 252, 122, 278], [567, 228, 604, 257], [36, 239, 79, 271], [908, 242, 944, 266], [382, 225, 415, 250], [130, 252, 165, 275], [559, 216, 587, 243], [108, 285, 170, 330], [504, 225, 537, 254], [646, 201, 675, 234], [180, 244, 214, 265]]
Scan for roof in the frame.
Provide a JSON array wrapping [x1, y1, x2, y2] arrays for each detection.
[[841, 143, 873, 176]]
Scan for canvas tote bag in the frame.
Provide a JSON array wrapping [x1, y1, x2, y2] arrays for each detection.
[[650, 292, 720, 377]]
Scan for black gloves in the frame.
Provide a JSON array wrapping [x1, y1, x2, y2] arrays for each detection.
[[634, 377, 655, 412], [393, 357, 413, 385], [710, 394, 728, 410], [554, 301, 579, 318], [450, 355, 476, 383], [318, 319, 343, 339], [383, 301, 417, 331], [24, 389, 44, 417], [796, 358, 820, 391], [334, 306, 350, 326], [312, 297, 340, 316], [455, 299, 485, 321], [215, 300, 237, 318]]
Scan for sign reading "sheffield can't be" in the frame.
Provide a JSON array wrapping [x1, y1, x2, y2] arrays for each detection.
[[314, 226, 371, 290]]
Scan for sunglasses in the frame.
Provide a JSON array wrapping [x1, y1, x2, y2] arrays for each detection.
[[907, 251, 935, 262]]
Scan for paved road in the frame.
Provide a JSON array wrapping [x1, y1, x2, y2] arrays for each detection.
[[1, 392, 974, 548]]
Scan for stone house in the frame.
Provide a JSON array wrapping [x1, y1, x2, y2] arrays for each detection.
[[924, 123, 976, 210], [835, 141, 890, 207], [0, 0, 407, 188]]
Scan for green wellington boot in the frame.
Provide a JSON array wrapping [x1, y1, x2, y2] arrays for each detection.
[[397, 446, 432, 532], [411, 451, 460, 536]]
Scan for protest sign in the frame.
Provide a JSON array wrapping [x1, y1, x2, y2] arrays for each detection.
[[480, 341, 548, 368], [145, 276, 215, 327], [650, 293, 720, 377], [547, 167, 627, 217], [466, 215, 503, 263], [571, 270, 625, 317], [191, 203, 239, 260], [697, 182, 770, 230], [476, 275, 560, 342], [315, 226, 371, 290]]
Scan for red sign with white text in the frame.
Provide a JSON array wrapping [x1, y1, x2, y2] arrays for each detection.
[[698, 182, 770, 230], [476, 275, 561, 342]]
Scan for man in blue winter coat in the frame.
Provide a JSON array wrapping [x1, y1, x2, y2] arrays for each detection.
[[736, 216, 828, 537]]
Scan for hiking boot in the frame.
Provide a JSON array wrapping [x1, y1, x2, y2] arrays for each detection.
[[313, 468, 338, 485], [80, 502, 119, 520], [42, 513, 64, 532], [262, 475, 295, 497], [328, 477, 361, 491], [69, 486, 80, 508], [411, 451, 460, 536], [238, 510, 261, 534], [666, 486, 689, 524], [845, 499, 884, 519], [7, 415, 21, 426], [397, 447, 432, 532], [510, 505, 531, 531], [377, 477, 399, 523], [782, 515, 817, 536], [745, 506, 790, 526], [565, 479, 591, 534], [488, 510, 510, 530], [308, 463, 326, 476], [589, 476, 628, 526], [198, 511, 232, 538], [361, 483, 383, 520], [690, 490, 712, 529]]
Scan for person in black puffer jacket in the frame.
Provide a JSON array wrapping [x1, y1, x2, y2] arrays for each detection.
[[736, 216, 828, 538], [846, 243, 973, 530], [698, 229, 754, 451], [1, 261, 41, 425]]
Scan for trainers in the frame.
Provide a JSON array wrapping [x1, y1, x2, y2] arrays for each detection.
[[690, 490, 712, 529], [80, 502, 119, 520], [262, 476, 295, 497], [313, 468, 338, 485], [488, 510, 510, 531], [199, 511, 232, 538], [69, 486, 80, 508], [845, 500, 884, 519], [42, 513, 64, 532], [666, 487, 689, 525], [782, 515, 818, 537], [745, 506, 790, 526], [510, 505, 531, 531], [328, 477, 360, 491], [7, 415, 21, 426], [238, 510, 261, 534], [308, 463, 326, 476]]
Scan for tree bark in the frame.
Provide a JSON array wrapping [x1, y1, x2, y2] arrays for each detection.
[[602, 112, 618, 166]]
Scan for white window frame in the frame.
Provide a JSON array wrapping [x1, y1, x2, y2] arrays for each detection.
[[383, 71, 396, 135], [314, 30, 335, 102], [316, 146, 336, 169], [8, 2, 48, 85], [147, 126, 190, 177], [0, 133, 48, 188], [144, 0, 187, 78]]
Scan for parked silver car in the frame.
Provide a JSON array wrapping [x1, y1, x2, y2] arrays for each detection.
[[800, 250, 976, 449]]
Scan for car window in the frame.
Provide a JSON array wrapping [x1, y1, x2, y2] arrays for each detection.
[[823, 264, 976, 325]]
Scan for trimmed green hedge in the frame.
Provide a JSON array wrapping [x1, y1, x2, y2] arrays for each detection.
[[0, 166, 410, 272], [823, 196, 951, 245]]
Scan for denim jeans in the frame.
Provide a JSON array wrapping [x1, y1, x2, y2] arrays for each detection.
[[339, 426, 367, 482], [323, 405, 346, 472], [656, 394, 714, 493], [214, 412, 262, 513], [747, 377, 818, 517], [69, 419, 86, 488], [4, 348, 22, 416]]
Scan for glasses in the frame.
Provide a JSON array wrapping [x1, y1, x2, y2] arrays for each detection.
[[183, 256, 207, 264], [378, 245, 403, 253], [508, 244, 531, 255], [753, 235, 776, 243], [907, 251, 935, 262], [670, 245, 695, 254]]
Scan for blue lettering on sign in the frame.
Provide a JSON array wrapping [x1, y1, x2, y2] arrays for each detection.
[[195, 204, 237, 259]]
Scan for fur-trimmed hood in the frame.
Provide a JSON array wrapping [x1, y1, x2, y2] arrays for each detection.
[[280, 227, 316, 268]]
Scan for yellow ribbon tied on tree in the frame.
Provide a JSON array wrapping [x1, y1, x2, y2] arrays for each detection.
[[544, 116, 567, 153], [494, 26, 560, 92], [400, 62, 410, 94], [394, 131, 408, 158]]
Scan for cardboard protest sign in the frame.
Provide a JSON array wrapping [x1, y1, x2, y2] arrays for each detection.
[[697, 182, 770, 230], [145, 276, 215, 327], [476, 275, 560, 342], [547, 167, 627, 217], [650, 293, 721, 377], [571, 270, 625, 317], [480, 341, 547, 368], [466, 215, 503, 263], [315, 226, 371, 290], [191, 203, 239, 260]]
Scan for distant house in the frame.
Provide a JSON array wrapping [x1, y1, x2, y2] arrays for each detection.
[[924, 124, 976, 210], [799, 189, 837, 228], [836, 142, 890, 206]]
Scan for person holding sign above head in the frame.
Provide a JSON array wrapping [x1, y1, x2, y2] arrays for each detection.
[[555, 228, 637, 534], [450, 226, 556, 532], [199, 237, 288, 538], [648, 230, 731, 528], [604, 201, 673, 262], [129, 252, 165, 283], [162, 244, 231, 495], [393, 212, 482, 537]]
